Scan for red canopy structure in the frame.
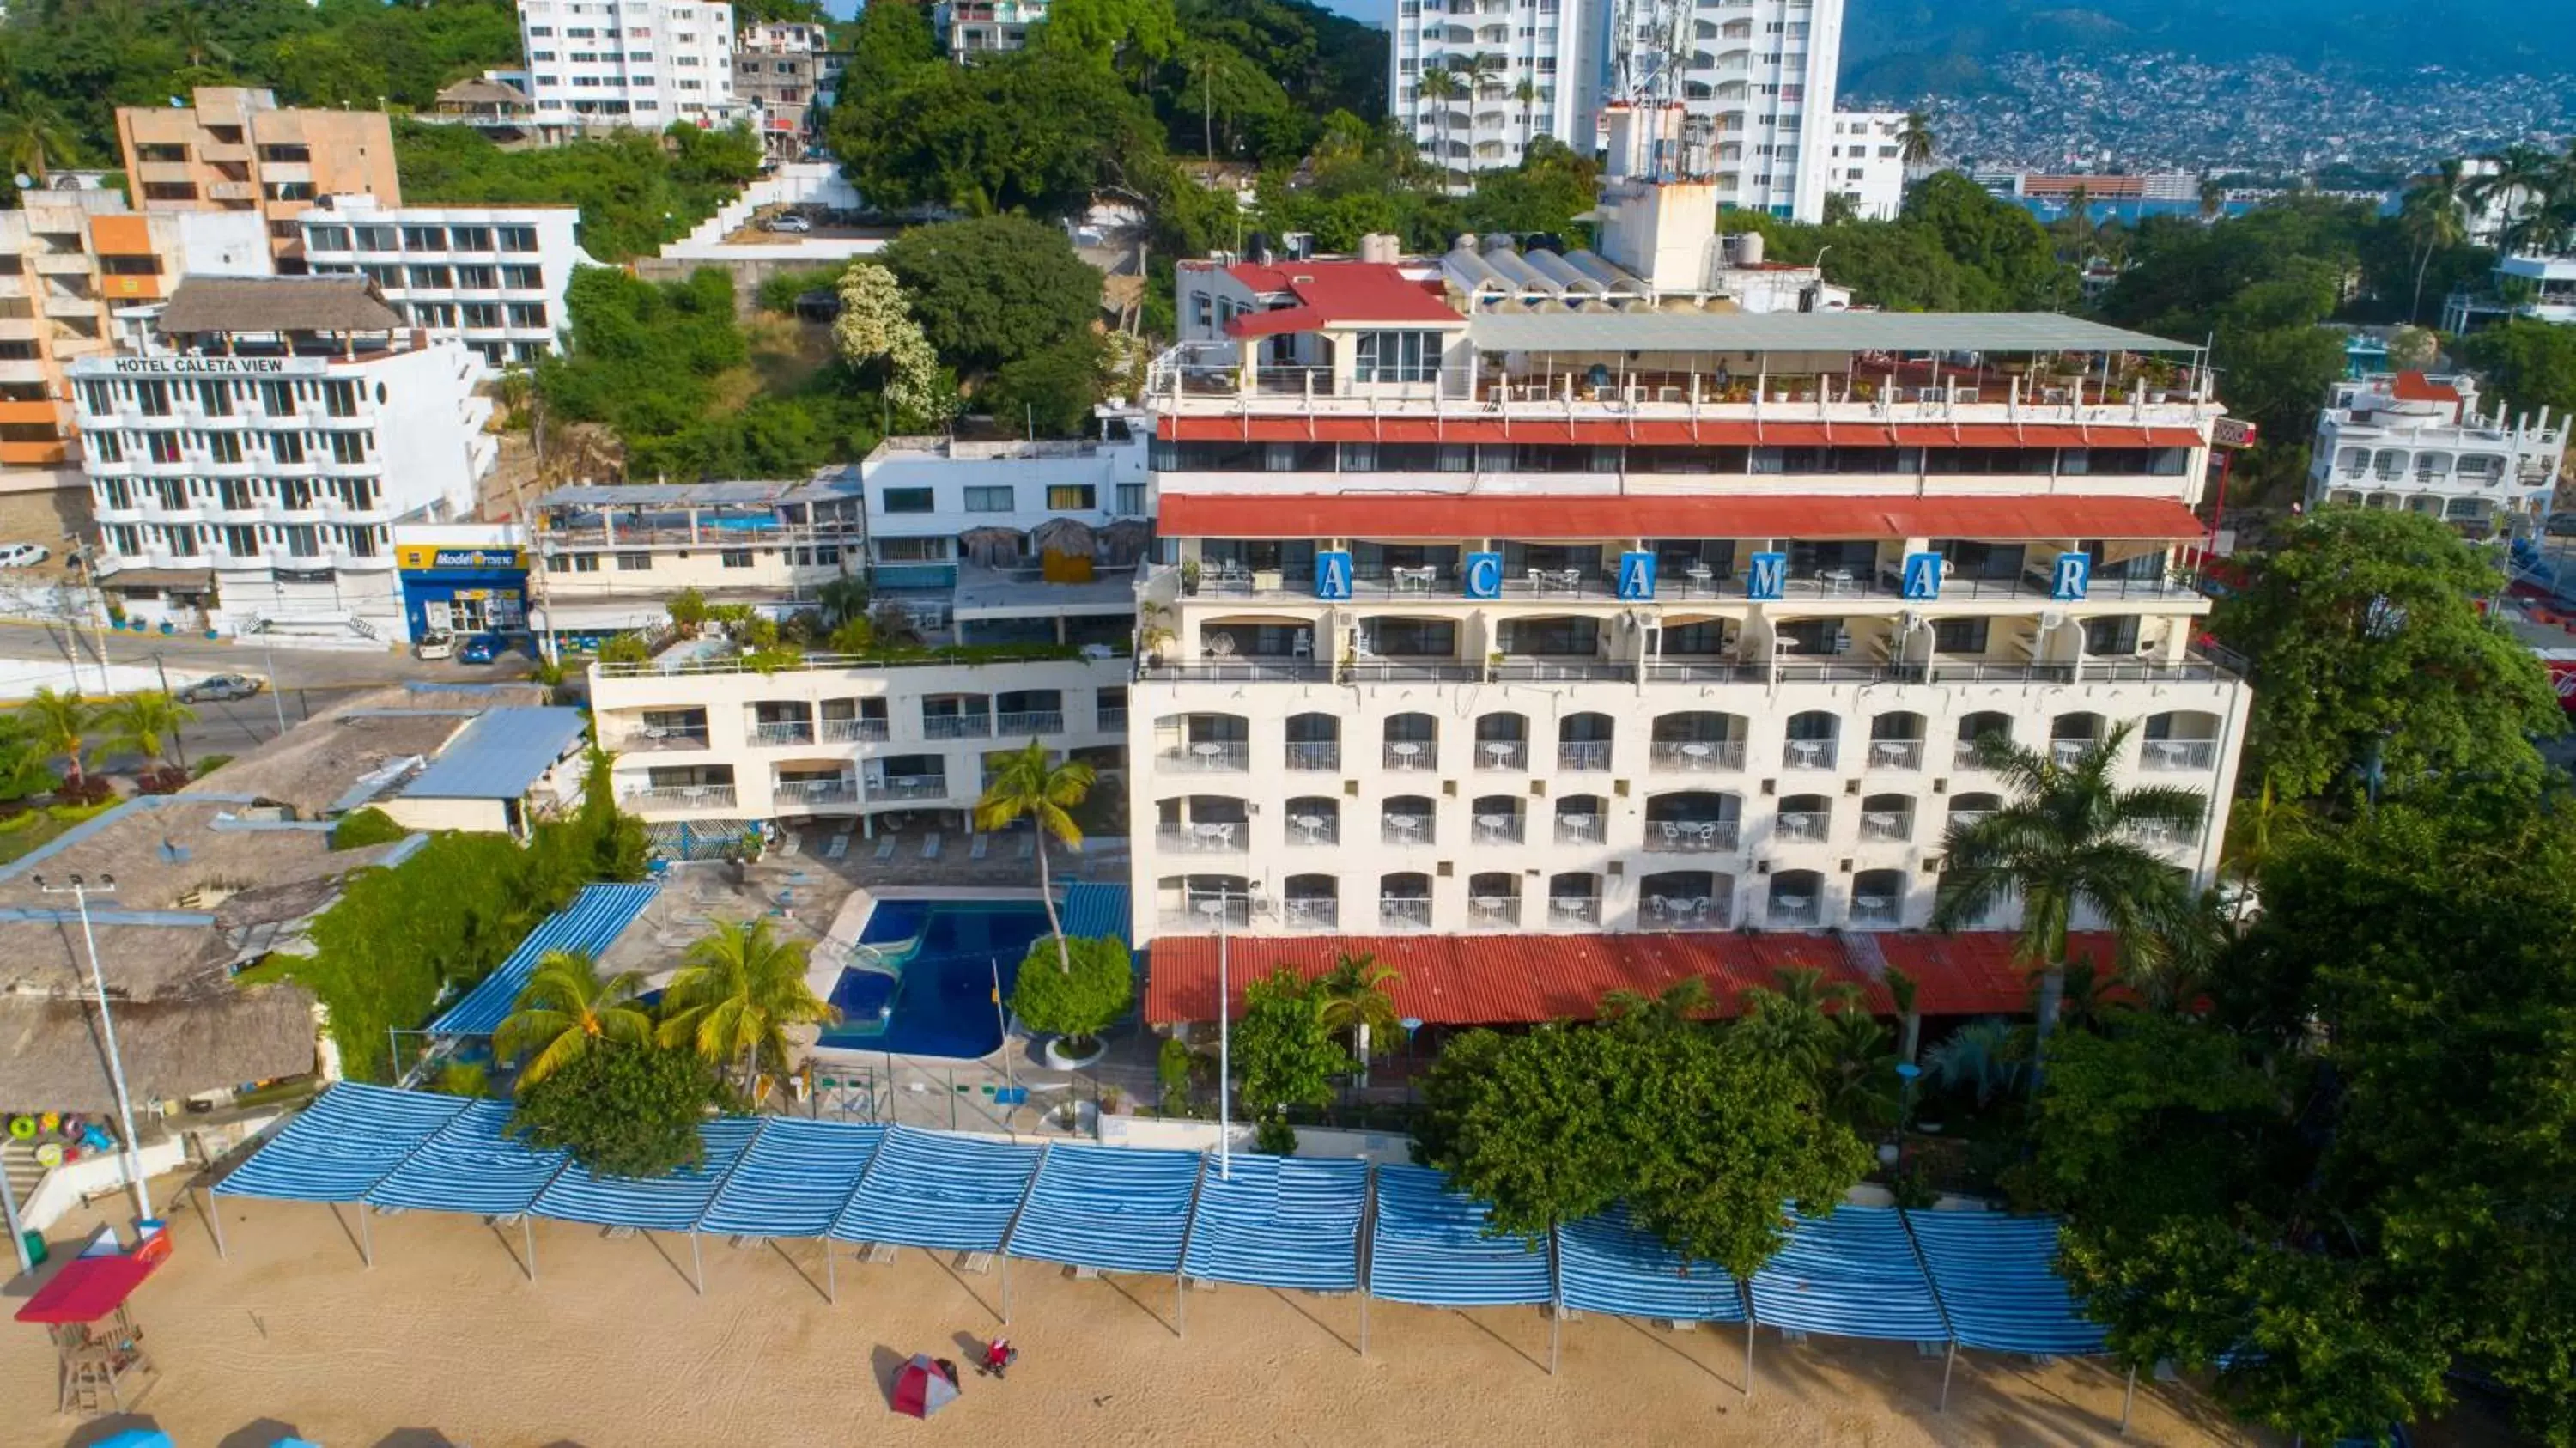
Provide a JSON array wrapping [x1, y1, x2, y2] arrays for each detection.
[[14, 1251, 161, 1325]]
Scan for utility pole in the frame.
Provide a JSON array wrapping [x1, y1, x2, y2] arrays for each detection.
[[32, 873, 149, 1221]]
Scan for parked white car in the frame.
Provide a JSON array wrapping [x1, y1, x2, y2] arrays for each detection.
[[0, 543, 51, 569]]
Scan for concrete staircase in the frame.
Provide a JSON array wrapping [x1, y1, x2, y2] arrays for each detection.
[[1, 1138, 46, 1228]]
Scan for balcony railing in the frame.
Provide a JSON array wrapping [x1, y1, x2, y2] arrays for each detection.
[[1849, 897, 1904, 928], [1473, 739, 1528, 770], [1953, 739, 2000, 770], [621, 784, 738, 811], [611, 725, 709, 751], [922, 715, 993, 740], [994, 709, 1065, 736], [821, 717, 889, 743], [1647, 819, 1740, 852], [1379, 897, 1434, 931], [1649, 739, 1746, 771], [1557, 739, 1613, 771], [1768, 896, 1822, 927], [1556, 813, 1605, 845], [1162, 741, 1251, 771], [1097, 708, 1128, 733], [1774, 811, 1830, 843], [1160, 901, 1253, 932], [1381, 813, 1435, 846], [1285, 812, 1340, 845], [1548, 897, 1602, 927], [1864, 739, 1925, 771], [1285, 741, 1340, 770], [870, 775, 948, 801], [1781, 739, 1839, 770], [2141, 739, 2218, 771], [775, 778, 857, 806], [750, 720, 816, 746], [1282, 898, 1340, 930], [1382, 742, 1438, 771], [1157, 823, 1247, 855], [1642, 893, 1726, 928], [1468, 894, 1520, 927], [1859, 810, 1913, 843], [2126, 818, 2194, 848], [2050, 739, 2095, 768]]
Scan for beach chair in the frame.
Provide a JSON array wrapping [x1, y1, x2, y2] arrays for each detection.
[[957, 1250, 994, 1275], [920, 833, 942, 861], [825, 832, 850, 860], [864, 1242, 901, 1265], [778, 830, 803, 859], [873, 836, 896, 861], [1016, 834, 1035, 861], [969, 834, 989, 861]]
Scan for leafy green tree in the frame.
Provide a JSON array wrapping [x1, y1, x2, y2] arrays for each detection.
[[493, 948, 654, 1089], [0, 713, 64, 801], [1310, 951, 1400, 1071], [881, 216, 1103, 375], [1231, 964, 1349, 1151], [983, 333, 1108, 437], [1036, 0, 1180, 82], [1897, 109, 1935, 169], [2215, 508, 2561, 804], [329, 806, 411, 851], [1415, 1018, 1868, 1278], [656, 918, 838, 1096], [1932, 721, 2204, 1082], [1007, 934, 1133, 1052], [838, 0, 940, 97], [973, 740, 1097, 977], [829, 49, 1163, 218], [1460, 136, 1597, 237], [508, 1040, 722, 1179], [95, 690, 195, 770], [2458, 317, 2576, 425], [0, 91, 80, 184], [832, 261, 950, 423], [397, 120, 758, 263], [19, 688, 90, 791]]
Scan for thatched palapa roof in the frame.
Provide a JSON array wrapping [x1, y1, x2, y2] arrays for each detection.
[[158, 276, 407, 337], [0, 988, 317, 1115]]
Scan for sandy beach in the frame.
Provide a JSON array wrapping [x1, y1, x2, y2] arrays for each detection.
[[1, 1175, 2263, 1448]]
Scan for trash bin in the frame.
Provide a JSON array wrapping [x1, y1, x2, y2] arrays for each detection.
[[18, 1229, 45, 1268]]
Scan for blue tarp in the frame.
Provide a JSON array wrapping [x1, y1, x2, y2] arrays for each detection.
[[365, 1100, 567, 1217], [1367, 1164, 1552, 1308], [1182, 1153, 1366, 1293], [1750, 1206, 1949, 1342], [1557, 1206, 1747, 1323], [531, 1117, 763, 1232], [1004, 1143, 1200, 1275], [696, 1119, 886, 1238], [829, 1126, 1041, 1253], [1059, 882, 1132, 946], [214, 1083, 466, 1203], [428, 883, 659, 1037], [1903, 1211, 2106, 1356]]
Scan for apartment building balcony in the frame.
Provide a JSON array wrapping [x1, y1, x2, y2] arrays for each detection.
[[995, 709, 1064, 736], [1158, 740, 1249, 772], [1156, 823, 1247, 855], [868, 773, 949, 802], [1379, 897, 1435, 932], [1557, 739, 1613, 772], [920, 714, 993, 740], [2142, 738, 2218, 771], [775, 776, 860, 807], [750, 719, 817, 746], [1280, 898, 1340, 931], [621, 783, 738, 812], [1649, 739, 1746, 771], [1644, 819, 1740, 852], [821, 717, 889, 744], [608, 721, 711, 751]]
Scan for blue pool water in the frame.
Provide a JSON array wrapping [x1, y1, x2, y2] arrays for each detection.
[[818, 900, 1053, 1058]]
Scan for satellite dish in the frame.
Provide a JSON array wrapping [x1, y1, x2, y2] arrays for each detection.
[[168, 97, 185, 108]]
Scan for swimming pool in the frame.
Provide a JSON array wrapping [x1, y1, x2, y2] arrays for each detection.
[[817, 899, 1054, 1058]]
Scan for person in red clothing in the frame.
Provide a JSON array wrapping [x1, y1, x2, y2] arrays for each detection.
[[980, 1336, 1017, 1379]]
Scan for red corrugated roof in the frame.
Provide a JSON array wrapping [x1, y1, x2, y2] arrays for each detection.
[[1140, 929, 2080, 1025], [2391, 370, 2463, 405], [1222, 261, 1460, 336], [1162, 416, 2202, 451], [1152, 491, 2209, 541]]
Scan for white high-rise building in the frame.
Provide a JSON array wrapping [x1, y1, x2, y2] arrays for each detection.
[[1824, 109, 1908, 221], [2306, 371, 2566, 532], [1392, 0, 1847, 221], [297, 196, 588, 374], [518, 0, 739, 129]]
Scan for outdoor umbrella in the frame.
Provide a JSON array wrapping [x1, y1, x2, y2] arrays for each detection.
[[891, 1354, 960, 1419]]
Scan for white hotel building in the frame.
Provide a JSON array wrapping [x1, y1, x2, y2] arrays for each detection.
[[71, 277, 494, 641], [297, 196, 586, 373], [518, 0, 739, 129], [1127, 265, 2248, 950], [2306, 370, 2565, 532], [1394, 0, 1847, 220]]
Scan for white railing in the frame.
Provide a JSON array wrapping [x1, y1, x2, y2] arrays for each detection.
[[1473, 739, 1528, 770], [923, 715, 993, 740], [1381, 813, 1436, 847], [1162, 741, 1250, 771], [870, 775, 948, 801], [1859, 810, 1912, 843], [821, 718, 888, 743], [1379, 897, 1434, 931], [1953, 739, 1999, 770], [1382, 742, 1439, 771], [995, 710, 1065, 736], [775, 778, 857, 805], [1782, 739, 1839, 770], [1468, 895, 1519, 926], [621, 784, 738, 811], [1282, 898, 1340, 930], [1864, 739, 1925, 771], [1155, 824, 1247, 855], [2141, 739, 2218, 770], [1646, 820, 1739, 851], [1285, 741, 1340, 770], [1548, 897, 1602, 926], [750, 720, 815, 745], [1557, 739, 1613, 771], [1650, 739, 1746, 771], [1555, 814, 1604, 845], [1768, 897, 1821, 927], [1774, 811, 1830, 843]]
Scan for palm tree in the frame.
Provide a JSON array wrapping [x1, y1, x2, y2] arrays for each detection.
[[2197, 177, 2225, 222], [973, 740, 1096, 976], [96, 691, 196, 770], [1728, 964, 1862, 1082], [495, 949, 653, 1089], [2472, 144, 2557, 252], [816, 575, 871, 629], [168, 2, 234, 72], [1313, 952, 1401, 1089], [1930, 720, 2204, 1090], [1511, 76, 1539, 157], [1418, 68, 1461, 183], [1896, 109, 1935, 172], [1598, 976, 1713, 1033], [0, 95, 78, 187], [1922, 1019, 2024, 1107], [21, 688, 91, 791], [2401, 160, 2470, 323], [657, 918, 839, 1096]]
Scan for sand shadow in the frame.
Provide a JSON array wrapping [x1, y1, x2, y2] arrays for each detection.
[[484, 1218, 532, 1283], [1609, 1311, 1741, 1392], [1094, 1268, 1181, 1337], [217, 1421, 304, 1448], [1455, 1305, 1551, 1376], [1263, 1285, 1359, 1356], [765, 1237, 830, 1304], [325, 1202, 369, 1264], [926, 1249, 1002, 1323], [870, 1344, 910, 1408], [64, 1416, 161, 1448], [633, 1228, 701, 1294]]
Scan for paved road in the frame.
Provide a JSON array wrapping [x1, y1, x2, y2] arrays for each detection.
[[0, 618, 541, 766]]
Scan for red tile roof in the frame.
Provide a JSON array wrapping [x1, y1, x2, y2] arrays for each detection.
[[2390, 371, 2464, 406], [1139, 930, 2114, 1025], [1152, 491, 2208, 542], [1160, 416, 2205, 449], [1222, 261, 1461, 337]]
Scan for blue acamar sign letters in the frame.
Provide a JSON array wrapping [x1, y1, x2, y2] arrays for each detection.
[[1315, 551, 1354, 600], [1616, 551, 1656, 599], [1463, 551, 1503, 599], [1745, 551, 1788, 600], [2050, 551, 2092, 600], [1901, 551, 1944, 600]]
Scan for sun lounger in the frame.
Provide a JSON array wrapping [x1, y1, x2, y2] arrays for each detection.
[[864, 1242, 901, 1265], [778, 830, 802, 858], [824, 833, 849, 860], [1016, 834, 1035, 861], [873, 836, 896, 861], [969, 834, 989, 861], [920, 833, 942, 861], [957, 1250, 993, 1275]]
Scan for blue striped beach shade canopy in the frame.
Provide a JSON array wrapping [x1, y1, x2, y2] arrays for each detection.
[[1004, 1142, 1201, 1275], [1181, 1154, 1367, 1293], [830, 1126, 1042, 1253], [215, 1083, 467, 1203], [364, 1100, 568, 1217], [1556, 1206, 1747, 1323], [427, 882, 659, 1037], [1902, 1211, 2107, 1356], [696, 1118, 887, 1238], [531, 1116, 763, 1232], [1749, 1205, 1950, 1342], [1367, 1164, 1552, 1308]]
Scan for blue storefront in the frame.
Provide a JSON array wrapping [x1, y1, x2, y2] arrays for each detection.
[[397, 543, 528, 642]]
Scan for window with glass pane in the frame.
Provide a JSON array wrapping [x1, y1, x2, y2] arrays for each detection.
[[1932, 618, 1990, 654], [1047, 484, 1096, 509], [963, 485, 1012, 512], [1354, 329, 1440, 383]]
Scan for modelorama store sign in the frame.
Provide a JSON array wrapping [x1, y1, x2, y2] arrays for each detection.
[[397, 545, 522, 572]]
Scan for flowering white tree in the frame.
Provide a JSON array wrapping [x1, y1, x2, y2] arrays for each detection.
[[831, 262, 952, 423]]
